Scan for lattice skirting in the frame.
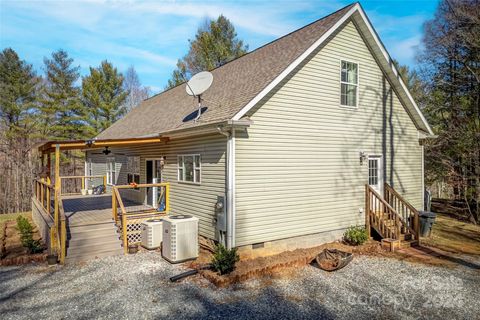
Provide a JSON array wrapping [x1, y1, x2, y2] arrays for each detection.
[[119, 213, 167, 247]]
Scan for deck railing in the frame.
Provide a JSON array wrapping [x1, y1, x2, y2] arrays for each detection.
[[365, 184, 402, 240], [33, 178, 67, 264], [59, 175, 107, 195], [384, 183, 419, 240], [112, 183, 170, 254], [34, 179, 54, 217]]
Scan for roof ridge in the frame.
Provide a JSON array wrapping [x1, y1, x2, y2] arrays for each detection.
[[146, 2, 357, 100]]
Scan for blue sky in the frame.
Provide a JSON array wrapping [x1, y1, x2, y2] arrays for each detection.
[[0, 0, 439, 94]]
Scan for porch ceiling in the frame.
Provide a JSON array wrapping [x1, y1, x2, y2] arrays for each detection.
[[38, 136, 165, 154]]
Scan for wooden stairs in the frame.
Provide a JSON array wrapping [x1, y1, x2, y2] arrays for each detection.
[[365, 183, 420, 251], [65, 221, 123, 263]]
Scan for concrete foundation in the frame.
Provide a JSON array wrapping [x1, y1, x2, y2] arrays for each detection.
[[237, 228, 346, 259]]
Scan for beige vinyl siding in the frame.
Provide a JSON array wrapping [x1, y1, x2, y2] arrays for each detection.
[[86, 133, 226, 239], [85, 151, 112, 190], [235, 21, 423, 246]]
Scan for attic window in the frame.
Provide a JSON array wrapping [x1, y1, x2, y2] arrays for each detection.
[[340, 60, 358, 107]]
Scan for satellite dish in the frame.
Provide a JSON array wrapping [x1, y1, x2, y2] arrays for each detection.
[[185, 71, 213, 96], [184, 71, 213, 122]]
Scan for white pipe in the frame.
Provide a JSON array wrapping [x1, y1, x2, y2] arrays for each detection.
[[230, 128, 236, 249], [218, 126, 236, 249], [421, 144, 425, 210]]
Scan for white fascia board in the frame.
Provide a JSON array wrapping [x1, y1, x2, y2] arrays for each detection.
[[231, 3, 434, 136], [232, 4, 359, 121]]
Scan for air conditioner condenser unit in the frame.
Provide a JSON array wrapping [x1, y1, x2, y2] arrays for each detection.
[[162, 215, 199, 263], [141, 219, 163, 250]]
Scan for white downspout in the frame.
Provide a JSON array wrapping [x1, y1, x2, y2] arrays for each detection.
[[421, 144, 425, 210], [218, 126, 236, 249]]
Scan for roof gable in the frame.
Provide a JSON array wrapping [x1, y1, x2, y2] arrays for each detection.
[[96, 3, 356, 139], [97, 2, 432, 140]]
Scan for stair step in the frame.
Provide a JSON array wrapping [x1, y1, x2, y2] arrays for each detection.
[[66, 248, 124, 263], [68, 222, 117, 233], [67, 242, 122, 255], [68, 234, 121, 247], [399, 240, 419, 248], [68, 227, 118, 238]]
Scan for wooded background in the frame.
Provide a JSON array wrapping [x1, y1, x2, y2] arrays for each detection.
[[1, 1, 478, 222]]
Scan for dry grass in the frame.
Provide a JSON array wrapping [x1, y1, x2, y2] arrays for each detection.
[[421, 213, 480, 255]]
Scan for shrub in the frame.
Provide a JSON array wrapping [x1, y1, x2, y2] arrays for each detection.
[[16, 216, 43, 254], [343, 225, 368, 246], [211, 244, 240, 275]]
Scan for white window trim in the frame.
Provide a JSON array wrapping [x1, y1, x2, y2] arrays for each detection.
[[368, 154, 384, 195], [106, 157, 116, 186], [339, 59, 359, 109], [177, 154, 201, 185]]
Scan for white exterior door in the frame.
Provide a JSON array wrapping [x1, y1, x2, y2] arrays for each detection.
[[146, 159, 163, 206], [368, 155, 383, 196]]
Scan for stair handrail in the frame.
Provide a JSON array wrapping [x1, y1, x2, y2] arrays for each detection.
[[384, 183, 420, 239], [112, 186, 128, 254], [366, 185, 403, 240]]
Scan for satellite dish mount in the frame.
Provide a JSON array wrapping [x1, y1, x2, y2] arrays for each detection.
[[185, 71, 213, 122]]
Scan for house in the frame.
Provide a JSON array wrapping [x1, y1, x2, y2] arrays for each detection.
[[32, 2, 433, 262]]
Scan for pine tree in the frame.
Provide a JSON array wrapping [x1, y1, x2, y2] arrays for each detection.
[[39, 49, 84, 140], [0, 48, 38, 141], [166, 15, 248, 89], [82, 61, 128, 135]]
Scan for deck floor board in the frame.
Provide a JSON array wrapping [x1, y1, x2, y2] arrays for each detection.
[[62, 194, 151, 226]]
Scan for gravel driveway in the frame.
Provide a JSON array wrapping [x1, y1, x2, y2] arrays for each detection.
[[1, 251, 479, 319]]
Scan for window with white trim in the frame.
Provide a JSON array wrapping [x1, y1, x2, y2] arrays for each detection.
[[178, 155, 201, 183], [106, 157, 116, 185], [340, 60, 358, 107]]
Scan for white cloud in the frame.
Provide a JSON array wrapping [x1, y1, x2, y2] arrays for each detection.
[[388, 35, 422, 65]]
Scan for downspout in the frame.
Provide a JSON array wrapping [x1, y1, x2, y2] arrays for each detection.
[[421, 144, 425, 210], [218, 126, 236, 249]]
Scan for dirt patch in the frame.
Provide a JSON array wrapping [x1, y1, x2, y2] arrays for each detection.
[[198, 241, 383, 287], [0, 215, 46, 266]]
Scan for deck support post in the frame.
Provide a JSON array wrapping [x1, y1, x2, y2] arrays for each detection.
[[53, 144, 60, 250], [365, 184, 371, 238], [112, 190, 117, 222]]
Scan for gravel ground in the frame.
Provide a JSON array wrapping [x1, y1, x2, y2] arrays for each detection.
[[1, 251, 479, 320]]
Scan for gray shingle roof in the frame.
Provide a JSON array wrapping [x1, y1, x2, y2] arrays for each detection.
[[97, 4, 356, 139]]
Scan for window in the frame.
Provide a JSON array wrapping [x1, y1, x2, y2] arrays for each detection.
[[368, 158, 378, 186], [106, 157, 116, 185], [340, 60, 358, 107], [178, 155, 201, 183]]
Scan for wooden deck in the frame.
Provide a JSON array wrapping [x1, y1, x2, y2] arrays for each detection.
[[62, 194, 151, 226]]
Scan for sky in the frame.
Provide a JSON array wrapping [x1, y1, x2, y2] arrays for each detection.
[[0, 0, 439, 94]]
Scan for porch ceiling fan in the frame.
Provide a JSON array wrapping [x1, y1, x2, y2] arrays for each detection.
[[102, 147, 111, 155]]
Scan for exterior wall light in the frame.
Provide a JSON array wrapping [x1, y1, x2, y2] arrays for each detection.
[[359, 151, 367, 165]]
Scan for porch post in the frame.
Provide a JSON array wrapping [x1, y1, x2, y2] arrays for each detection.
[[47, 152, 51, 180], [54, 144, 60, 230]]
